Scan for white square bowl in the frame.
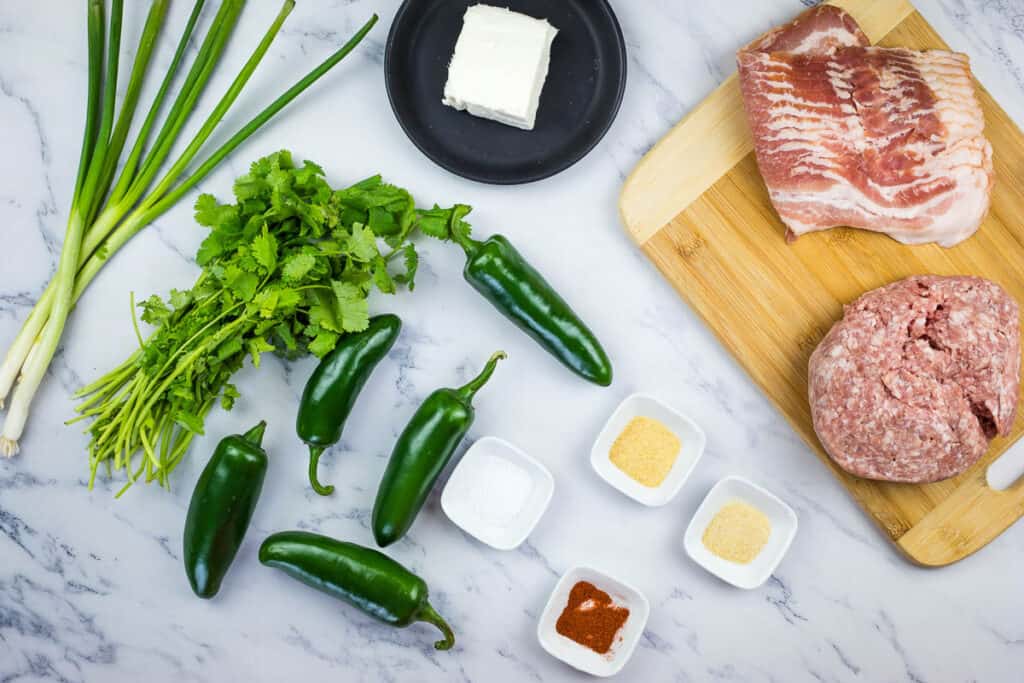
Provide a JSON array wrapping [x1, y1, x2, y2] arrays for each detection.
[[441, 436, 554, 550], [537, 566, 649, 677], [591, 393, 705, 506], [683, 476, 798, 589]]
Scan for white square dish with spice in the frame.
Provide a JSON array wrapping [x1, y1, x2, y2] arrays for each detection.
[[684, 475, 798, 589], [536, 565, 649, 677], [591, 393, 705, 506], [441, 436, 554, 550]]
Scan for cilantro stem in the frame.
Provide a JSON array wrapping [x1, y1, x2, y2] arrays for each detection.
[[129, 292, 145, 348]]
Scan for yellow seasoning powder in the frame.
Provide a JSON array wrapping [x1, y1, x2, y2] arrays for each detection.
[[702, 500, 772, 564], [609, 416, 681, 488]]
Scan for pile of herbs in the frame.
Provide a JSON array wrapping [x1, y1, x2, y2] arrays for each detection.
[[72, 151, 468, 495]]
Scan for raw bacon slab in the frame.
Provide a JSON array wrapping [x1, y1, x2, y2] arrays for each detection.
[[737, 8, 993, 247]]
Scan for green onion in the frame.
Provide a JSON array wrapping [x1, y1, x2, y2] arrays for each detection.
[[0, 1, 379, 456]]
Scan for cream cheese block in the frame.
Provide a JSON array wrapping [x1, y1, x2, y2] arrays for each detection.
[[442, 5, 558, 131]]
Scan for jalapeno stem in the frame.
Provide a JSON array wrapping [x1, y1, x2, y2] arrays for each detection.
[[452, 232, 481, 257], [455, 351, 506, 402], [418, 602, 455, 651], [308, 445, 335, 496], [242, 421, 267, 446]]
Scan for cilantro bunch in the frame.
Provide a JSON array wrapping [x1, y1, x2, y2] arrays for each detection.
[[72, 151, 467, 495]]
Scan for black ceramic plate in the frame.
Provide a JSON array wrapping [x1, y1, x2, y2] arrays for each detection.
[[385, 0, 627, 184]]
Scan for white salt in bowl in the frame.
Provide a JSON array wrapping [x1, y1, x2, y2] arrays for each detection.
[[441, 436, 554, 550], [683, 475, 798, 589], [591, 393, 705, 506], [537, 565, 649, 677]]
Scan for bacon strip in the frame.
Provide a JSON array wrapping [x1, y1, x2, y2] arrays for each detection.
[[741, 5, 868, 55]]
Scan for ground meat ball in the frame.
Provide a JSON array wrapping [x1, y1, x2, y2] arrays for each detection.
[[808, 275, 1020, 483]]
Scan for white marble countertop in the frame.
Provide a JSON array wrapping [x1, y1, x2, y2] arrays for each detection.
[[2, 1, 1024, 681]]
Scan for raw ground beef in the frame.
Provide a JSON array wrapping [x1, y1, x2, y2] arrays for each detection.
[[808, 275, 1020, 483]]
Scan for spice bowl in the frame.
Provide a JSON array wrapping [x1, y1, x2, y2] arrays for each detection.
[[441, 436, 554, 550], [591, 393, 705, 506], [537, 566, 650, 677], [684, 475, 798, 589]]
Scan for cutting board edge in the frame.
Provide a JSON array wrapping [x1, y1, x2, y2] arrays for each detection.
[[618, 72, 744, 247]]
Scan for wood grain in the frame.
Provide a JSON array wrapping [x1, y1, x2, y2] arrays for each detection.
[[619, 0, 1024, 566]]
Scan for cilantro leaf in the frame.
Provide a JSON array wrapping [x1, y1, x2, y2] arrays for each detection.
[[449, 204, 473, 243], [252, 226, 278, 273], [347, 223, 379, 263], [331, 281, 369, 332], [223, 265, 259, 302], [416, 203, 473, 242], [139, 295, 172, 326], [417, 206, 455, 240], [173, 410, 206, 435], [220, 384, 240, 410], [194, 194, 221, 227], [368, 206, 399, 236], [275, 322, 298, 351], [393, 243, 419, 288], [372, 255, 395, 294], [195, 193, 239, 232], [196, 232, 224, 266], [308, 330, 339, 358], [308, 288, 341, 333], [282, 252, 317, 283], [252, 288, 279, 318], [169, 289, 191, 310], [247, 338, 275, 367], [276, 288, 302, 311]]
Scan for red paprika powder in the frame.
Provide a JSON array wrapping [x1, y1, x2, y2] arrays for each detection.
[[555, 581, 630, 655]]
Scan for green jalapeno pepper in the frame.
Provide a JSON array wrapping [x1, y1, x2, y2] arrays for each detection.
[[183, 421, 268, 599], [259, 530, 455, 650], [296, 314, 402, 496], [452, 228, 612, 387], [372, 351, 505, 547]]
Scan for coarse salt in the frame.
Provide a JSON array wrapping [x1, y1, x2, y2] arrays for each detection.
[[447, 452, 534, 529]]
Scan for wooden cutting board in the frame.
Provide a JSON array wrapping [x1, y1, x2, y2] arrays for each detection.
[[619, 0, 1024, 566]]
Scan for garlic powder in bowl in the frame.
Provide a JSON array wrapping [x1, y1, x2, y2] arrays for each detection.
[[702, 500, 772, 564], [684, 476, 798, 589], [591, 394, 705, 507], [609, 416, 681, 487]]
